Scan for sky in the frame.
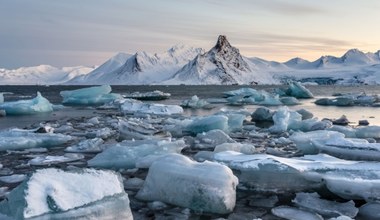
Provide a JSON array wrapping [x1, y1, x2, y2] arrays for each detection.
[[1, 0, 380, 68]]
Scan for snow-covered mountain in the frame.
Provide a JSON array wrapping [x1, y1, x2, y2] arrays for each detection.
[[2, 35, 380, 85], [0, 65, 94, 85], [68, 45, 204, 85], [165, 35, 276, 85]]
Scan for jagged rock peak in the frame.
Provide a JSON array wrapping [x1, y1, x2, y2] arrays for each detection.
[[215, 35, 232, 51]]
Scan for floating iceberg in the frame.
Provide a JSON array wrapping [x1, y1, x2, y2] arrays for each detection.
[[214, 143, 255, 154], [136, 154, 238, 214], [123, 90, 170, 100], [223, 88, 260, 97], [181, 95, 211, 109], [60, 85, 122, 105], [293, 192, 358, 218], [285, 81, 314, 98], [0, 92, 53, 115], [120, 98, 183, 115], [0, 129, 73, 151], [88, 139, 185, 169], [0, 168, 133, 220]]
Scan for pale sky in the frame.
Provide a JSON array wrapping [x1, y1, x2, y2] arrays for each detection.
[[1, 0, 380, 68]]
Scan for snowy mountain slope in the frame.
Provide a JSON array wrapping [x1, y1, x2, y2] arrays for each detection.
[[67, 53, 131, 84], [0, 65, 94, 85], [165, 35, 277, 85], [68, 45, 204, 85]]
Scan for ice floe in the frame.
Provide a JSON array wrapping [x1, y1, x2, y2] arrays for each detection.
[[88, 139, 185, 169], [0, 168, 133, 219], [60, 85, 122, 105], [136, 154, 238, 214], [120, 98, 183, 115], [0, 92, 53, 115], [123, 90, 170, 100], [0, 129, 73, 151]]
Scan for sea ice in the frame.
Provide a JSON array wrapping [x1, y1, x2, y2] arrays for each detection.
[[65, 138, 105, 153], [280, 96, 300, 105], [0, 129, 73, 151], [355, 125, 380, 138], [118, 118, 164, 140], [293, 192, 358, 218], [0, 174, 26, 184], [358, 202, 380, 219], [136, 154, 238, 214], [0, 168, 132, 219], [193, 129, 236, 149], [0, 92, 53, 115], [184, 115, 229, 134], [29, 153, 84, 166], [60, 85, 122, 105], [88, 139, 185, 169], [312, 137, 380, 161], [285, 81, 314, 98], [214, 143, 255, 154], [120, 98, 183, 115], [181, 95, 211, 109], [272, 206, 323, 220], [289, 130, 345, 154], [327, 125, 357, 138], [123, 90, 170, 100], [223, 88, 260, 97]]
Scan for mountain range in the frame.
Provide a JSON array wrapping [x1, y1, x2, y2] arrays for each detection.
[[2, 35, 380, 85]]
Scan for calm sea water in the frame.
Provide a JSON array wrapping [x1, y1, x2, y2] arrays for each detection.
[[1, 85, 380, 129]]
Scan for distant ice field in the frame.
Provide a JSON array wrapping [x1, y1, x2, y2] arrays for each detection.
[[1, 85, 380, 129]]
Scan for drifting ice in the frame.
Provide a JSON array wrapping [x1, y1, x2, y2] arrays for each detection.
[[0, 168, 133, 219], [60, 85, 122, 105], [120, 98, 183, 115], [136, 154, 238, 214], [0, 92, 53, 115]]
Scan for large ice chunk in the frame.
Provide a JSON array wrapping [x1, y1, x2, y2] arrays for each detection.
[[123, 90, 170, 100], [289, 130, 345, 154], [120, 98, 183, 115], [60, 85, 122, 105], [136, 154, 238, 214], [285, 81, 314, 98], [293, 192, 358, 218], [0, 168, 132, 219], [272, 206, 323, 220], [223, 88, 260, 97], [185, 115, 229, 134], [194, 129, 236, 149], [0, 129, 72, 151], [355, 126, 380, 138], [65, 138, 105, 153], [181, 95, 211, 109], [0, 92, 53, 115], [88, 139, 185, 169], [312, 137, 380, 161]]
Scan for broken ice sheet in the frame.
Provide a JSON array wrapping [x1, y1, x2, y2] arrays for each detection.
[[0, 174, 26, 184], [0, 168, 133, 219], [0, 129, 73, 151], [272, 206, 323, 220], [120, 98, 183, 115], [65, 138, 105, 153], [88, 139, 185, 169], [28, 153, 84, 166], [293, 192, 358, 218]]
